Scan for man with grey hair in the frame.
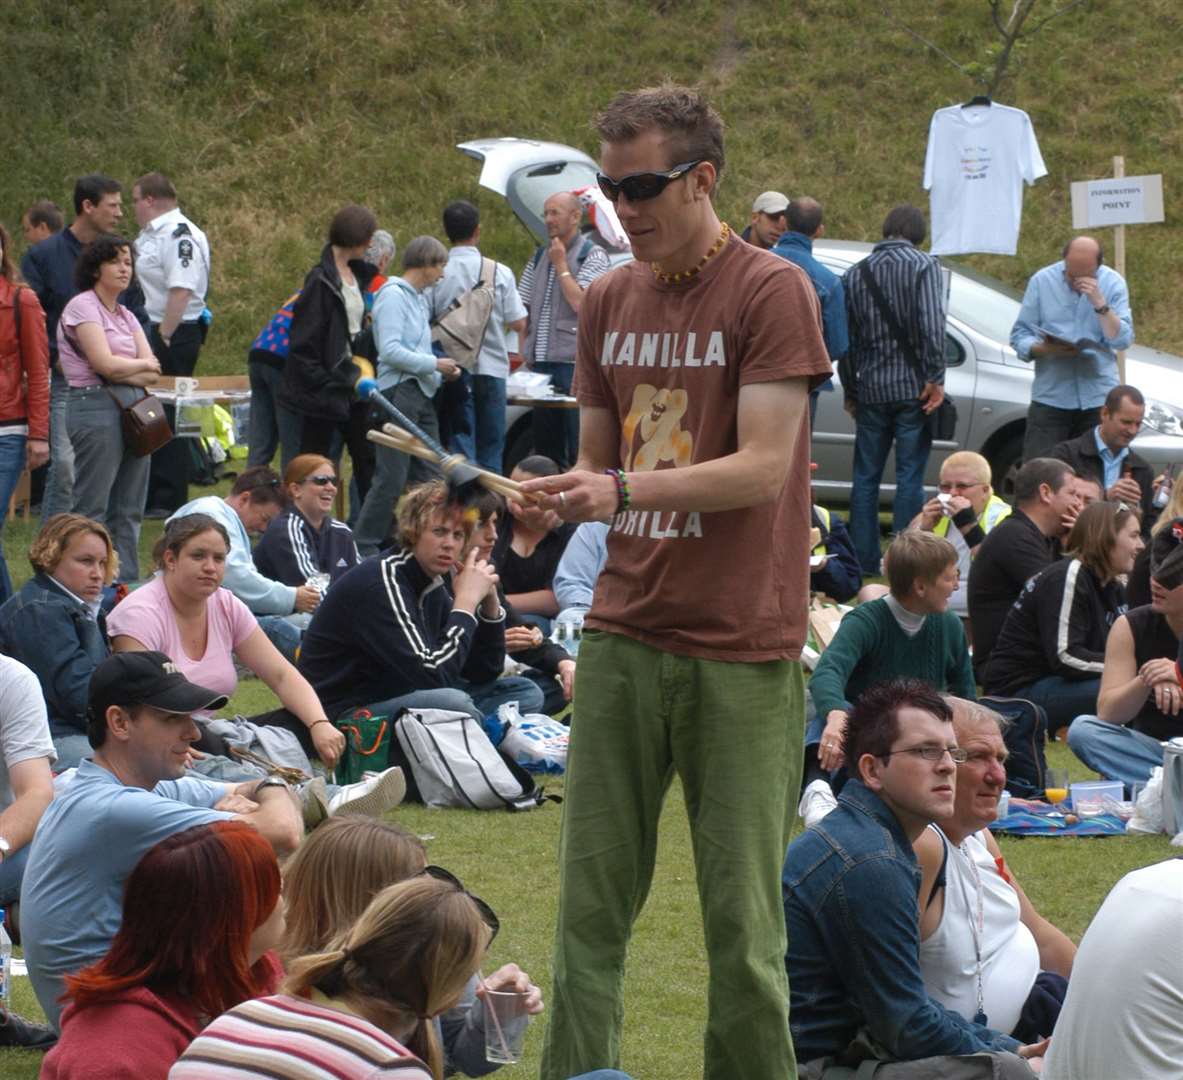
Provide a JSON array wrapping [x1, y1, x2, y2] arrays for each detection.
[[915, 697, 1075, 1042], [365, 229, 397, 278], [353, 236, 458, 554], [518, 191, 611, 468]]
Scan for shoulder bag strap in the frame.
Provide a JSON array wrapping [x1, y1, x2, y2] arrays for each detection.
[[10, 286, 22, 357], [858, 259, 926, 384]]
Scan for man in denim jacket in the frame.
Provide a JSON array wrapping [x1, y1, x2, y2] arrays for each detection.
[[783, 679, 1047, 1078]]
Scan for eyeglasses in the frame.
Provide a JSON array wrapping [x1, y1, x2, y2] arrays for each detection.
[[938, 481, 984, 493], [420, 865, 500, 943], [881, 744, 969, 764], [595, 159, 703, 203], [306, 475, 337, 487]]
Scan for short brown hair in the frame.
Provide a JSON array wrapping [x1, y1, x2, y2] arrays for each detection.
[[30, 513, 118, 585], [328, 204, 377, 249], [153, 513, 231, 571], [133, 172, 177, 201], [595, 84, 725, 190], [24, 200, 64, 233], [231, 465, 286, 508], [1066, 499, 1141, 578], [845, 678, 952, 774], [396, 480, 474, 549], [886, 531, 956, 598]]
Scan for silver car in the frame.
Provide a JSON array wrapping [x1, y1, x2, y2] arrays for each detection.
[[459, 138, 1183, 494]]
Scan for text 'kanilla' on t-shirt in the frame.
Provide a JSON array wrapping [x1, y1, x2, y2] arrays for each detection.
[[574, 234, 832, 661]]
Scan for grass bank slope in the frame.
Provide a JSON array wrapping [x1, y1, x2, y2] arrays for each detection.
[[4, 0, 1182, 373]]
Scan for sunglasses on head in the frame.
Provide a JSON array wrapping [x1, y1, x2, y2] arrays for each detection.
[[420, 865, 500, 944], [306, 475, 337, 487], [595, 159, 703, 203]]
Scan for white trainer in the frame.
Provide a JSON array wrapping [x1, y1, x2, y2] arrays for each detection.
[[328, 767, 407, 818], [798, 779, 838, 828]]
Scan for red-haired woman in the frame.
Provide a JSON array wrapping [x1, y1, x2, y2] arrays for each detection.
[[41, 821, 285, 1080]]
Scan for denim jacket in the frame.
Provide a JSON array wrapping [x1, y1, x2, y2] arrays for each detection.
[[0, 574, 109, 738], [783, 778, 1020, 1063]]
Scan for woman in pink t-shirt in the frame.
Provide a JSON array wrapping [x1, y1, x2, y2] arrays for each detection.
[[107, 513, 347, 768], [57, 234, 161, 582]]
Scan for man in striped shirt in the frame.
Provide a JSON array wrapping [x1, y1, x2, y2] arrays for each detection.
[[518, 193, 612, 468], [841, 204, 947, 575]]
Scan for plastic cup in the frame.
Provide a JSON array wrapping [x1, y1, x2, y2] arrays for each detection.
[[483, 989, 530, 1064], [306, 572, 331, 595]]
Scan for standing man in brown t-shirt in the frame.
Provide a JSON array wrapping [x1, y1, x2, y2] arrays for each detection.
[[523, 86, 831, 1080]]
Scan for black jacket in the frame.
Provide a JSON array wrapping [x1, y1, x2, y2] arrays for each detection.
[[984, 558, 1126, 696], [1049, 430, 1155, 537], [278, 246, 376, 421], [967, 508, 1060, 681], [297, 549, 505, 717], [253, 507, 360, 587], [810, 506, 862, 603]]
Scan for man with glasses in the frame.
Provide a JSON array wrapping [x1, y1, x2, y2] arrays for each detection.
[[906, 451, 1011, 619], [916, 698, 1075, 1044], [784, 679, 1048, 1078], [1049, 383, 1155, 538], [517, 191, 611, 469], [520, 85, 831, 1080], [169, 466, 320, 661]]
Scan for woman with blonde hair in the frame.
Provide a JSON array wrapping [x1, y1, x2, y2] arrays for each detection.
[[984, 500, 1144, 734], [253, 453, 359, 590], [171, 875, 494, 1080], [0, 513, 117, 768], [280, 816, 543, 1077]]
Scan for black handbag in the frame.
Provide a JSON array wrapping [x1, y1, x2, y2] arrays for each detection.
[[857, 260, 957, 441]]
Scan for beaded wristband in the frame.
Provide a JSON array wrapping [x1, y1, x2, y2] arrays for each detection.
[[605, 468, 631, 513]]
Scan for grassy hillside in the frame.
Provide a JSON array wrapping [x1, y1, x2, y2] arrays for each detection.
[[4, 0, 1182, 376]]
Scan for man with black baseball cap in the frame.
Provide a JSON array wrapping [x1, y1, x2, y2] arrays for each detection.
[[20, 651, 302, 1028], [1066, 542, 1183, 791]]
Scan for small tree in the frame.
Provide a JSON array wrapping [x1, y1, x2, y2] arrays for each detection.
[[883, 0, 1092, 98]]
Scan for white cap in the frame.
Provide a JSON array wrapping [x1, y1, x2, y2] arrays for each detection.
[[751, 191, 789, 215]]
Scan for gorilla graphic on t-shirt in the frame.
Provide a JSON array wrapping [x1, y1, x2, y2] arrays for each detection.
[[621, 384, 694, 472]]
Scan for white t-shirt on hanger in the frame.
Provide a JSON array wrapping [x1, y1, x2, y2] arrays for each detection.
[[923, 102, 1047, 256]]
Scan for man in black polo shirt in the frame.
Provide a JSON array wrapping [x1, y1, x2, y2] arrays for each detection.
[[20, 174, 125, 521], [1066, 545, 1183, 790], [1049, 384, 1155, 538], [967, 458, 1080, 680]]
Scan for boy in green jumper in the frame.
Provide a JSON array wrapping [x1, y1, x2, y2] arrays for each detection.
[[809, 531, 976, 777]]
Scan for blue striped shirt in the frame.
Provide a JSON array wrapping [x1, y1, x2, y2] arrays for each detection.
[[841, 240, 946, 405]]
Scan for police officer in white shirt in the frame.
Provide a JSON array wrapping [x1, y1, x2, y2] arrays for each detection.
[[131, 172, 211, 516]]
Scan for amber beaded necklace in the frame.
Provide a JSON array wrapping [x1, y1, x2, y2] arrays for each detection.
[[651, 222, 731, 285]]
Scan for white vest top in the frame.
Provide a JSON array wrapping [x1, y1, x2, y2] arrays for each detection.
[[918, 827, 1040, 1035]]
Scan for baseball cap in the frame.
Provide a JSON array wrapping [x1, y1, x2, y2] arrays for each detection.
[[752, 191, 789, 215], [88, 651, 229, 720]]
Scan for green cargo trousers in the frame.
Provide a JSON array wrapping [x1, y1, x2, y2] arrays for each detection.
[[539, 629, 804, 1080]]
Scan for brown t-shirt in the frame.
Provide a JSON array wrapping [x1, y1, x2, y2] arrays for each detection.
[[575, 234, 832, 661]]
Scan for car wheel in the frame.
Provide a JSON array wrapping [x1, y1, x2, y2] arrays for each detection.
[[503, 420, 534, 475], [989, 431, 1025, 501]]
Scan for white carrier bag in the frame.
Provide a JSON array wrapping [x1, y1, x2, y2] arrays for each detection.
[[393, 708, 556, 811]]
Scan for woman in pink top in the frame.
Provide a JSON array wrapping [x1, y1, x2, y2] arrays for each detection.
[[171, 874, 495, 1080], [107, 513, 347, 768], [43, 820, 285, 1080], [57, 234, 161, 582]]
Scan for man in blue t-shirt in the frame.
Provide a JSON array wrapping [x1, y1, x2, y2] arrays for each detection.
[[20, 651, 302, 1028]]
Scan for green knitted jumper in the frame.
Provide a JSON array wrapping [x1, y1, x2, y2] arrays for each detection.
[[809, 598, 976, 718]]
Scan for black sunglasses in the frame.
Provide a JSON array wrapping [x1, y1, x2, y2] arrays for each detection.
[[306, 475, 337, 487], [421, 865, 500, 943], [595, 159, 703, 203]]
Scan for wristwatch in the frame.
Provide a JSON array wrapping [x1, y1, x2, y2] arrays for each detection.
[[1094, 304, 1111, 315], [255, 777, 289, 794]]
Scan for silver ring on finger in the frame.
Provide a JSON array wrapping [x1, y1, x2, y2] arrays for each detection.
[[558, 491, 567, 506]]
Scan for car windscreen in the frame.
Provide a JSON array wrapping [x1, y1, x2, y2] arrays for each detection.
[[946, 265, 1024, 343], [507, 160, 601, 240]]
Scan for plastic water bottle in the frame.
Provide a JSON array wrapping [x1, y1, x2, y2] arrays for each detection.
[[0, 909, 11, 1016]]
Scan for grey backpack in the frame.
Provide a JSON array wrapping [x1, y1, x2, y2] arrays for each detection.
[[430, 257, 496, 371]]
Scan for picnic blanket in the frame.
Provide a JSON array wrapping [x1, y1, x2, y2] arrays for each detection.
[[989, 798, 1128, 837]]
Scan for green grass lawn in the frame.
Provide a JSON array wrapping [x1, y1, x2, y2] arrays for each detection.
[[0, 493, 1175, 1077]]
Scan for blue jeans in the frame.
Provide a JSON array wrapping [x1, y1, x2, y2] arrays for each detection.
[[354, 675, 545, 728], [0, 434, 27, 604], [449, 371, 508, 474], [51, 733, 93, 772], [257, 614, 302, 664], [849, 399, 932, 574], [1015, 674, 1100, 735], [531, 361, 578, 469], [247, 360, 282, 467], [0, 844, 31, 906], [42, 368, 75, 522], [1067, 716, 1164, 791], [66, 385, 151, 582]]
